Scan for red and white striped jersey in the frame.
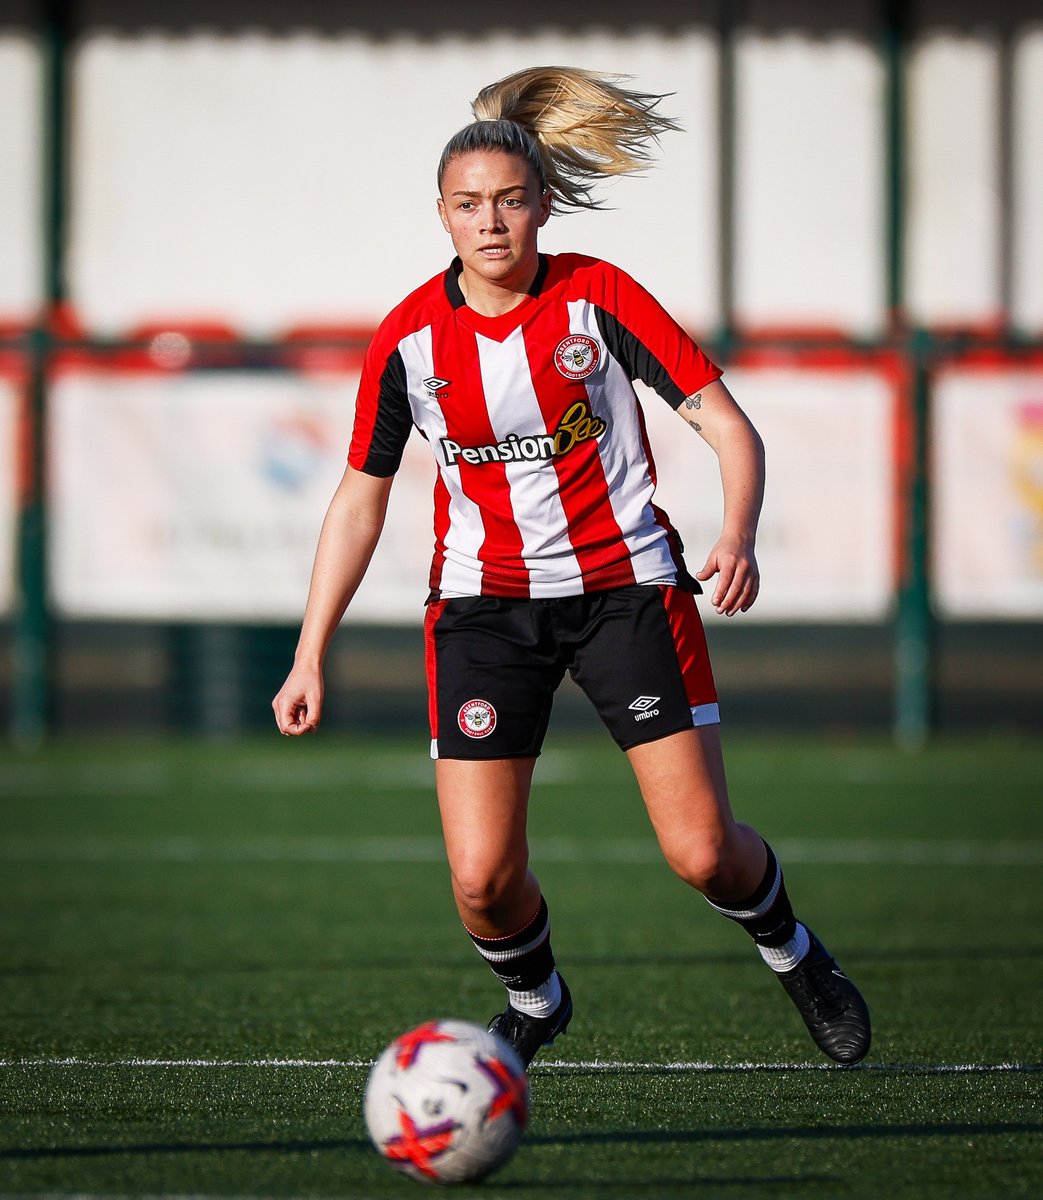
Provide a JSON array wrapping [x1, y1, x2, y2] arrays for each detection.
[[348, 253, 722, 599]]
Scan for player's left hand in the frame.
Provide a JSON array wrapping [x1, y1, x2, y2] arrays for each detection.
[[696, 534, 760, 616]]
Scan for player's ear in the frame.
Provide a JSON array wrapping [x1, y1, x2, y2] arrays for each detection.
[[538, 189, 552, 227], [437, 196, 451, 233]]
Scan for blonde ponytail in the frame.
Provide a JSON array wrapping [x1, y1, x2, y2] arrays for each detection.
[[438, 66, 681, 212]]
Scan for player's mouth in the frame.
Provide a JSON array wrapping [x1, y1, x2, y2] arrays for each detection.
[[477, 245, 511, 258]]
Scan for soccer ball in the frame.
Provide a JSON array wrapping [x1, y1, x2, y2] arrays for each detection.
[[364, 1019, 529, 1185]]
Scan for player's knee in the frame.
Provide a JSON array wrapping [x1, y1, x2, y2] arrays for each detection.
[[664, 838, 744, 897], [451, 857, 527, 922]]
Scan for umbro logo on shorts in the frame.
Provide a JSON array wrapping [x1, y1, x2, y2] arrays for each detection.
[[628, 695, 661, 722]]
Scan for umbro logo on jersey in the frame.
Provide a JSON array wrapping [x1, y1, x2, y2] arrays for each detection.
[[629, 695, 661, 722], [423, 376, 451, 398]]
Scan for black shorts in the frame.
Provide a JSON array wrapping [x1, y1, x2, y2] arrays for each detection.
[[424, 584, 719, 760]]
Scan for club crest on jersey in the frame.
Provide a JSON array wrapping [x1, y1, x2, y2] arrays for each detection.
[[458, 699, 497, 739], [554, 335, 601, 380]]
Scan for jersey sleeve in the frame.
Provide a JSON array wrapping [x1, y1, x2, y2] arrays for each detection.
[[592, 264, 722, 408], [347, 334, 412, 477]]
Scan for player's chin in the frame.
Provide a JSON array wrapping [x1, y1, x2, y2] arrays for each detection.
[[471, 252, 518, 278]]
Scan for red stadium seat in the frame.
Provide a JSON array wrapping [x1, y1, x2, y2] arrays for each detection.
[[280, 322, 373, 372]]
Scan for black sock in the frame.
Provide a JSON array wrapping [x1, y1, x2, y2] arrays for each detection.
[[706, 841, 798, 948], [464, 894, 556, 991]]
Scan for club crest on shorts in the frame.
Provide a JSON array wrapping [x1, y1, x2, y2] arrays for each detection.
[[553, 335, 600, 380], [458, 699, 497, 739]]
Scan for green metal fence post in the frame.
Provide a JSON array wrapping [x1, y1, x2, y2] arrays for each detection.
[[883, 0, 905, 323], [883, 0, 935, 746], [895, 332, 936, 747], [12, 2, 69, 743], [12, 329, 50, 746]]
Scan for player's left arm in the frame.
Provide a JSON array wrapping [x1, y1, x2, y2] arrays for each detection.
[[676, 378, 765, 616]]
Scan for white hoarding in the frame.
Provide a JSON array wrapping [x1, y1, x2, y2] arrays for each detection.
[[933, 365, 1043, 618], [734, 31, 886, 336], [1013, 27, 1043, 334], [906, 34, 1002, 328], [70, 29, 719, 337], [0, 35, 42, 325]]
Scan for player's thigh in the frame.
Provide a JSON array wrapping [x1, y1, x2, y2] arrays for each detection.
[[627, 725, 736, 851], [628, 726, 765, 896], [435, 757, 539, 920]]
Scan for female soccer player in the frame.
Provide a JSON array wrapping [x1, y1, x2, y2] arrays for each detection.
[[273, 67, 871, 1067]]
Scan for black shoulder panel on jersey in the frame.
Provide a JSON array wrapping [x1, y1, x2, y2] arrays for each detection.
[[361, 347, 412, 477], [594, 305, 687, 408]]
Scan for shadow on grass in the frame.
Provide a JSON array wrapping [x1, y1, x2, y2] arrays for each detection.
[[4, 1118, 1038, 1163], [0, 1135, 371, 1159], [552, 944, 1043, 971], [4, 942, 1042, 979], [526, 1121, 1043, 1146]]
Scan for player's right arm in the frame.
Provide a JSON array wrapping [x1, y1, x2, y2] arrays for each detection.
[[272, 465, 394, 735]]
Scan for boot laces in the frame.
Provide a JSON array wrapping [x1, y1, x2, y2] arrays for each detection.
[[796, 958, 848, 1020]]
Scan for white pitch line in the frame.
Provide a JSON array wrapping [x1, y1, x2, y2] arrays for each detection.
[[1, 1057, 1039, 1075]]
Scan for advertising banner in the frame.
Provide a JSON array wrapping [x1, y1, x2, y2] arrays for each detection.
[[49, 362, 896, 624], [933, 364, 1043, 617], [49, 369, 434, 622], [642, 364, 897, 622]]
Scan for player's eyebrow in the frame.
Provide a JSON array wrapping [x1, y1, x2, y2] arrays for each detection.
[[448, 184, 528, 198]]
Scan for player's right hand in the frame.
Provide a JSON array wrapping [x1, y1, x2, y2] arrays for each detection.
[[272, 666, 324, 735]]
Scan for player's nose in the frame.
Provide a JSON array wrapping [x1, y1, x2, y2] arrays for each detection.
[[479, 203, 506, 232]]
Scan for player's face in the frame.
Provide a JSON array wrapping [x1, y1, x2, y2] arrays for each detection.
[[437, 151, 552, 300]]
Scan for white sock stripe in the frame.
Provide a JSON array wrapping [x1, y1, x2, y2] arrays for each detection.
[[472, 926, 550, 964], [706, 857, 782, 921]]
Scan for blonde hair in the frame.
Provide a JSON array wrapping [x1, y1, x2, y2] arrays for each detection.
[[437, 66, 681, 212]]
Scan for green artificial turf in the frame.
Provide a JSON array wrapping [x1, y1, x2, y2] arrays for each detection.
[[1, 731, 1041, 1197]]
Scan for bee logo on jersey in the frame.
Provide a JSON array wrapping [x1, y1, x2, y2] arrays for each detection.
[[554, 335, 601, 380], [458, 699, 497, 739]]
